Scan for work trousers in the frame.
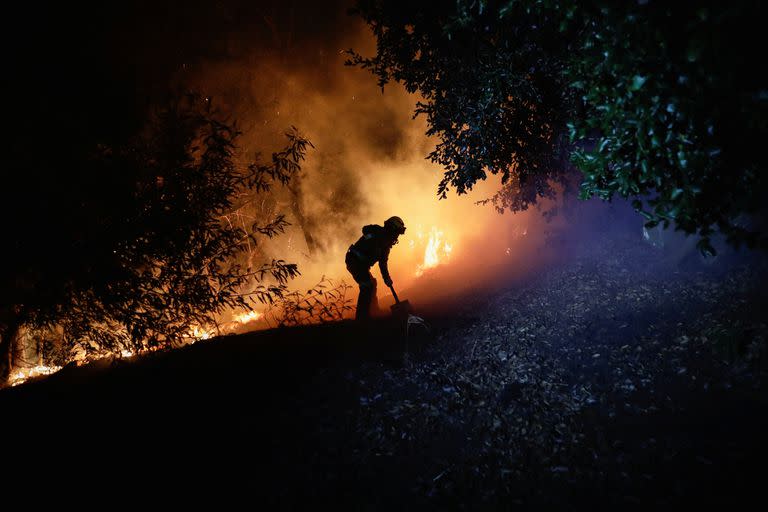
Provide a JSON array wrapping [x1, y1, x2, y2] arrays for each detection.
[[345, 252, 380, 320]]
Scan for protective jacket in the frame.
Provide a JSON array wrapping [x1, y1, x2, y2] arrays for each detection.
[[347, 224, 394, 284]]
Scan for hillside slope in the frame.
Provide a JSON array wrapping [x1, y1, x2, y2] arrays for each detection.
[[1, 233, 766, 508]]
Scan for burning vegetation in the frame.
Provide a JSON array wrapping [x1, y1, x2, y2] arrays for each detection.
[[3, 9, 546, 385], [1, 96, 312, 384], [3, 2, 768, 509], [413, 227, 453, 277]]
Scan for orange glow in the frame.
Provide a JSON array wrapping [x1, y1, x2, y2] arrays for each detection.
[[7, 26, 566, 388], [188, 325, 213, 341], [414, 227, 453, 277], [166, 22, 561, 324], [9, 365, 62, 387], [234, 310, 263, 325]]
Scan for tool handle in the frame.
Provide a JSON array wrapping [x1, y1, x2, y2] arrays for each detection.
[[388, 284, 400, 304]]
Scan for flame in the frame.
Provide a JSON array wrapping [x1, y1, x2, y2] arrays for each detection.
[[415, 227, 453, 277], [234, 310, 262, 325], [10, 365, 62, 387], [8, 318, 241, 387], [188, 325, 212, 340], [182, 310, 264, 344]]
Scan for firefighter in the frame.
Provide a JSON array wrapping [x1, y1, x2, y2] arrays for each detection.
[[345, 216, 406, 320]]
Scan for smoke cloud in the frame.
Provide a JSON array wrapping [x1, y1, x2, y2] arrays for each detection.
[[162, 2, 585, 324]]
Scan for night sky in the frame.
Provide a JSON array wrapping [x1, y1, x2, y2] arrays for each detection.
[[9, 1, 356, 142]]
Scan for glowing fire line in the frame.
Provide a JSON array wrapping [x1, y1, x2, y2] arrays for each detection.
[[9, 309, 266, 387], [9, 365, 62, 387]]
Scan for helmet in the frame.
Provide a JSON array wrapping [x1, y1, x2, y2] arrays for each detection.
[[384, 216, 406, 235]]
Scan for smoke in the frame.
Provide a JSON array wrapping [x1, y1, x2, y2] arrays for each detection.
[[9, 1, 757, 388], [163, 3, 579, 322]]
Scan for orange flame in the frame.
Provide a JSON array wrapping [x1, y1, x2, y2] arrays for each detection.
[[234, 310, 263, 325], [9, 365, 62, 387], [414, 227, 453, 277]]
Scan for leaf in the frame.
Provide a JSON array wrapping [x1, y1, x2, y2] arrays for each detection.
[[630, 75, 646, 91], [697, 238, 717, 257]]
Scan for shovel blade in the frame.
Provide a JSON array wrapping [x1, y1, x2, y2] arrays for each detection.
[[390, 299, 413, 318]]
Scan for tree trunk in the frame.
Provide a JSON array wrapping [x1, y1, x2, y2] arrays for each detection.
[[287, 177, 322, 256], [0, 320, 20, 385]]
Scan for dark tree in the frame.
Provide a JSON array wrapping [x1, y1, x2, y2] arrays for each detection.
[[348, 0, 768, 253], [0, 96, 310, 382]]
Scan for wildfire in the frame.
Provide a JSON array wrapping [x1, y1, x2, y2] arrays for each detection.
[[188, 325, 213, 340], [414, 227, 453, 277], [9, 365, 62, 387], [234, 310, 263, 325], [183, 309, 263, 342]]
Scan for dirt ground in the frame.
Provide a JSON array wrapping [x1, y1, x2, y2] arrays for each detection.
[[1, 232, 766, 508]]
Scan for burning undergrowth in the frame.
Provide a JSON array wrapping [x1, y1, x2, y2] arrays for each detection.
[[3, 228, 765, 507], [5, 8, 581, 386], [169, 19, 569, 317]]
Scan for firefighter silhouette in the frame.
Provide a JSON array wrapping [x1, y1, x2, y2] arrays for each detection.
[[345, 216, 406, 320]]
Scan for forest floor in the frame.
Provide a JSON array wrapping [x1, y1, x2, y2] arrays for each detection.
[[1, 232, 766, 509]]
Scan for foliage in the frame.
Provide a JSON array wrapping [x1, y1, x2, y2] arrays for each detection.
[[1, 95, 311, 378], [564, 2, 768, 255], [347, 0, 575, 214], [348, 0, 768, 253], [263, 277, 355, 327]]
